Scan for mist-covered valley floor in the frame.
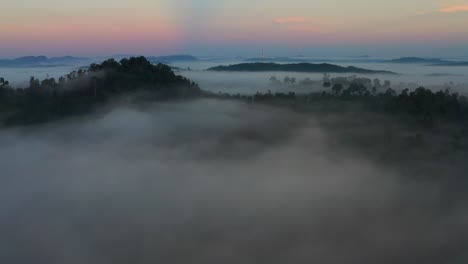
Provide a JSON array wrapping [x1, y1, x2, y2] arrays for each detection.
[[1, 96, 468, 264], [3, 0, 468, 260]]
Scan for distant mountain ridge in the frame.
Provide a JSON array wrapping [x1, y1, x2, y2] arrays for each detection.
[[0, 54, 199, 67], [147, 55, 197, 63], [243, 56, 468, 66], [389, 57, 447, 64], [245, 57, 310, 63], [207, 62, 397, 74], [389, 57, 468, 66], [429, 62, 468, 66], [0, 56, 88, 67]]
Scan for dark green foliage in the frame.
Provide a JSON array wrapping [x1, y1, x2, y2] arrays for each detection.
[[0, 57, 201, 126], [0, 78, 13, 112], [0, 78, 9, 88], [211, 80, 467, 123], [331, 83, 344, 95], [342, 82, 370, 97]]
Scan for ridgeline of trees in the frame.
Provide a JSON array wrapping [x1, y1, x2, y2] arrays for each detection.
[[1, 57, 467, 128], [0, 56, 201, 125], [211, 77, 468, 124], [207, 62, 397, 74]]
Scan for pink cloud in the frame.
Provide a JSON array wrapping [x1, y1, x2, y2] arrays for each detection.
[[439, 5, 468, 13], [275, 16, 307, 24]]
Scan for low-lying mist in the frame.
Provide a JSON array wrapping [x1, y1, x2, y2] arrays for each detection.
[[180, 70, 468, 95], [1, 98, 467, 264]]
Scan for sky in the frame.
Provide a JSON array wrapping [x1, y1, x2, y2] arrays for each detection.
[[0, 0, 468, 58]]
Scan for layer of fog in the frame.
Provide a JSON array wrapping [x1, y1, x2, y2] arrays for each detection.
[[1, 99, 467, 264], [2, 57, 468, 89], [175, 59, 468, 95], [181, 70, 468, 95]]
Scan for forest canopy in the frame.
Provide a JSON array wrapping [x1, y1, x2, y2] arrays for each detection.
[[0, 57, 201, 125], [1, 56, 467, 127]]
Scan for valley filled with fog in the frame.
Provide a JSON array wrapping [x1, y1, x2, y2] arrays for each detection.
[[3, 57, 468, 91], [3, 0, 468, 262], [1, 57, 468, 263], [1, 98, 467, 264]]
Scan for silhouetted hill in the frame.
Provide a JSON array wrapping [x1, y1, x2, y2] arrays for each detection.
[[0, 56, 88, 67], [207, 63, 397, 74], [0, 56, 201, 125]]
